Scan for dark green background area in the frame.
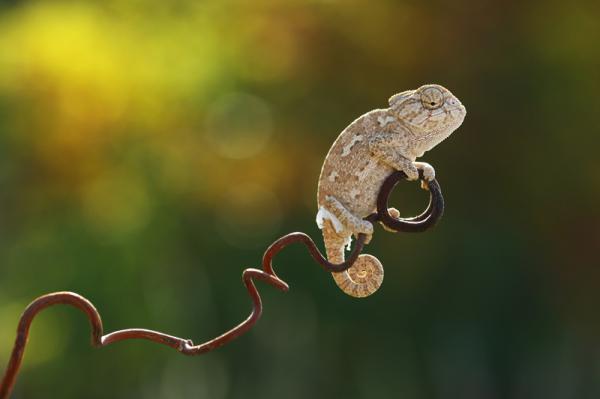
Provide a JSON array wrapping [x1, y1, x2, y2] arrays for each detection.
[[0, 0, 599, 398]]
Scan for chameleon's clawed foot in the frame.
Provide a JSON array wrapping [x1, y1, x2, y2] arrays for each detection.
[[354, 220, 374, 244], [413, 162, 434, 190], [388, 207, 400, 219], [414, 161, 435, 181], [331, 254, 384, 298], [323, 196, 374, 244], [380, 208, 400, 232]]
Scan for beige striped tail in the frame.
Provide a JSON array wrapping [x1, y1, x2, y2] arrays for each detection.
[[322, 220, 384, 298]]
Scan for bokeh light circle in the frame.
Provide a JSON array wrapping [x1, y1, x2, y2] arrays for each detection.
[[204, 92, 273, 159]]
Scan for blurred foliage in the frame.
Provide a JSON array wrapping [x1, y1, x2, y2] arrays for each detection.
[[0, 0, 599, 398]]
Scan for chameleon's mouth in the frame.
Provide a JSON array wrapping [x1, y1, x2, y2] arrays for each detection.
[[451, 104, 467, 120], [430, 104, 465, 117]]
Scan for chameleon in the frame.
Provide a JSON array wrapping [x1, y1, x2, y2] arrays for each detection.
[[316, 84, 466, 298]]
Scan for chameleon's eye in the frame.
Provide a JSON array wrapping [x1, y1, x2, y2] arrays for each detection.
[[420, 87, 444, 110]]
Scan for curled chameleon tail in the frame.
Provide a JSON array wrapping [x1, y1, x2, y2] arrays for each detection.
[[322, 220, 384, 298]]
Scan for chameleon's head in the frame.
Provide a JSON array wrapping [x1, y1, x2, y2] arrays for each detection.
[[388, 84, 466, 149]]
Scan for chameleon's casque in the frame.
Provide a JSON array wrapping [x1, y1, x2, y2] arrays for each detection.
[[316, 84, 466, 298]]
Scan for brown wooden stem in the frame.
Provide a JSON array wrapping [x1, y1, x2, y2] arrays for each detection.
[[0, 171, 443, 398]]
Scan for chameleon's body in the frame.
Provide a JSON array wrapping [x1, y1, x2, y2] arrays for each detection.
[[316, 84, 466, 297]]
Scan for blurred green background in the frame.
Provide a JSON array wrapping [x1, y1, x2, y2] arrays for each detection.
[[0, 0, 599, 398]]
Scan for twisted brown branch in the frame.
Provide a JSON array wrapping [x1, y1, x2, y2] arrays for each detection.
[[0, 171, 443, 398]]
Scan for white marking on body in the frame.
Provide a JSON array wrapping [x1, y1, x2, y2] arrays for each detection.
[[377, 115, 395, 127], [341, 134, 363, 157], [362, 117, 369, 129], [316, 206, 345, 233], [354, 159, 378, 181], [328, 171, 339, 182], [349, 188, 361, 199]]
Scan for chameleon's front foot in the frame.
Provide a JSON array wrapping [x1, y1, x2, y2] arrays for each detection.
[[414, 162, 435, 180], [413, 162, 435, 190], [332, 254, 384, 298]]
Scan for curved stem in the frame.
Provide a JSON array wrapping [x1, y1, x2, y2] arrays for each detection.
[[377, 171, 445, 232], [0, 172, 444, 398]]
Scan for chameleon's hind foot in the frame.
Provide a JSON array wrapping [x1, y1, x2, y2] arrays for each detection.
[[380, 208, 400, 232], [322, 196, 374, 243], [332, 254, 384, 298]]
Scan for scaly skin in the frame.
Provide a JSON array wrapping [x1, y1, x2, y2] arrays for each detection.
[[316, 84, 466, 298]]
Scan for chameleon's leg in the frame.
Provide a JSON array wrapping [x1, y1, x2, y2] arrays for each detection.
[[369, 134, 437, 188], [323, 195, 373, 243], [368, 134, 420, 181], [322, 220, 384, 298]]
